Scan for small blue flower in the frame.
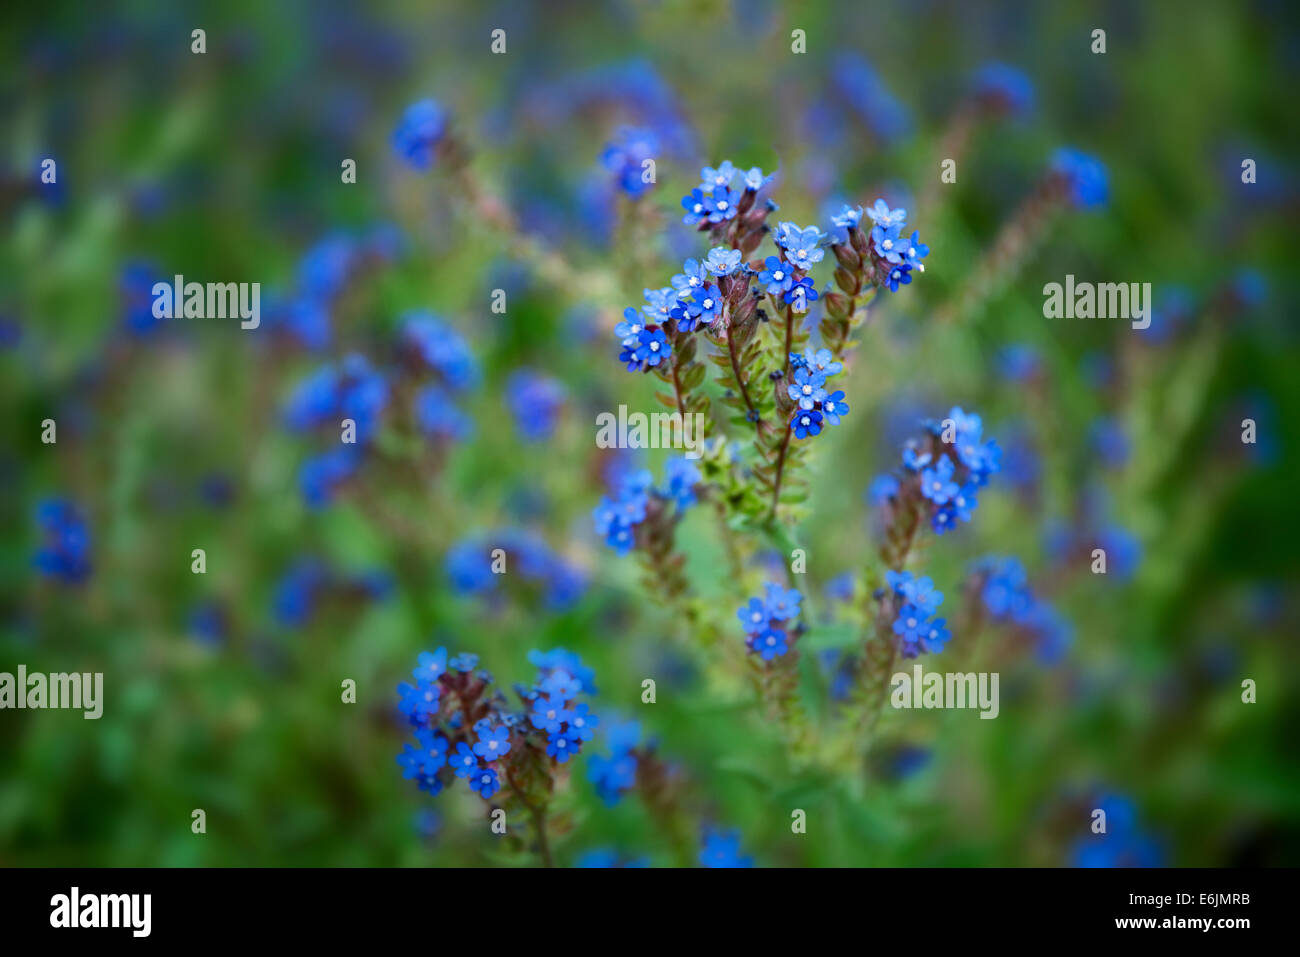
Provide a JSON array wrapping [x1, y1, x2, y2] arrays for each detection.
[[802, 347, 842, 377], [920, 456, 959, 505], [763, 583, 803, 620], [670, 258, 708, 296], [601, 126, 659, 198], [398, 680, 441, 720], [641, 286, 676, 325], [743, 166, 772, 191], [472, 724, 512, 761], [884, 264, 913, 292], [821, 390, 849, 426], [737, 597, 768, 634], [681, 188, 709, 226], [413, 649, 448, 684], [700, 829, 754, 868], [662, 457, 701, 509], [787, 367, 828, 410], [32, 498, 92, 583], [892, 603, 929, 643], [865, 199, 907, 228], [831, 204, 863, 232], [868, 473, 900, 504], [414, 728, 449, 771], [902, 231, 929, 271], [413, 386, 471, 441], [470, 766, 500, 799], [871, 222, 905, 263], [1050, 148, 1109, 209], [902, 445, 932, 471], [392, 99, 447, 171], [531, 695, 572, 733], [704, 246, 742, 277], [703, 186, 740, 223], [547, 727, 581, 763], [541, 668, 582, 702], [567, 702, 599, 742], [449, 742, 479, 778], [931, 505, 957, 535], [396, 744, 429, 780], [450, 652, 479, 672], [687, 285, 724, 324], [973, 62, 1035, 117], [756, 256, 795, 296], [774, 223, 826, 267], [615, 307, 645, 344], [634, 327, 671, 367], [950, 483, 979, 523], [791, 408, 824, 439], [700, 161, 738, 191], [753, 626, 789, 660], [920, 618, 951, 654], [783, 276, 819, 312]]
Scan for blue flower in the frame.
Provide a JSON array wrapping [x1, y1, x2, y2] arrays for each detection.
[[400, 312, 479, 390], [396, 744, 429, 780], [920, 456, 959, 504], [950, 483, 979, 523], [567, 702, 599, 742], [788, 367, 828, 410], [507, 370, 566, 442], [702, 186, 739, 223], [469, 766, 500, 799], [704, 246, 742, 277], [699, 161, 738, 191], [892, 604, 929, 643], [634, 327, 671, 367], [449, 742, 479, 778], [821, 390, 849, 426], [920, 618, 951, 654], [32, 498, 92, 583], [868, 473, 900, 505], [774, 223, 826, 267], [865, 199, 907, 228], [615, 307, 645, 344], [641, 286, 676, 325], [1050, 148, 1109, 209], [413, 649, 448, 684], [700, 829, 754, 868], [449, 652, 479, 673], [413, 386, 471, 441], [973, 62, 1035, 117], [541, 668, 582, 702], [871, 222, 905, 263], [472, 724, 512, 761], [884, 264, 913, 292], [398, 680, 441, 721], [753, 626, 789, 660], [531, 695, 572, 733], [414, 728, 449, 771], [687, 284, 724, 323], [791, 408, 824, 439], [902, 446, 931, 471], [601, 126, 659, 198], [763, 583, 802, 620], [831, 204, 863, 233], [547, 728, 581, 763], [392, 99, 447, 171], [783, 276, 819, 312], [756, 256, 795, 296], [902, 231, 929, 271], [588, 747, 639, 806], [737, 598, 768, 634], [801, 348, 842, 377], [743, 166, 772, 191], [670, 258, 709, 297], [662, 457, 701, 509], [681, 188, 708, 226]]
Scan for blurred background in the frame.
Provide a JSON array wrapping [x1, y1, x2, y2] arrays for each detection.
[[2, 0, 1297, 866]]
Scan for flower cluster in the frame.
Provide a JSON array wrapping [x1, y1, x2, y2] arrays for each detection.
[[395, 647, 598, 803], [787, 348, 849, 440], [586, 718, 642, 806], [873, 406, 1002, 536], [856, 198, 930, 293], [884, 570, 950, 658], [32, 498, 92, 584], [271, 557, 392, 627], [592, 457, 701, 555], [972, 555, 1072, 663], [736, 583, 803, 661], [444, 529, 588, 611], [400, 311, 480, 443], [283, 354, 389, 507]]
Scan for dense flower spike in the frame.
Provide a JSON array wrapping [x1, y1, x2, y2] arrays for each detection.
[[593, 457, 700, 555], [444, 529, 587, 611], [586, 718, 641, 806], [969, 556, 1073, 663], [885, 570, 949, 658]]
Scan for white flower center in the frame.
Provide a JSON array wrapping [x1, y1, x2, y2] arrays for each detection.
[[773, 270, 784, 280], [703, 298, 713, 308], [802, 385, 812, 395], [883, 240, 893, 250], [907, 618, 917, 628], [650, 341, 660, 351], [717, 201, 728, 210]]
